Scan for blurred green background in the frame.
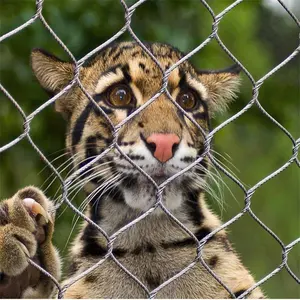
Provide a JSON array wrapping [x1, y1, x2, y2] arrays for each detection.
[[0, 0, 299, 298]]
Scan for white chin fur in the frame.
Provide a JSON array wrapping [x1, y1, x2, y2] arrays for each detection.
[[117, 140, 196, 212], [123, 182, 184, 213]]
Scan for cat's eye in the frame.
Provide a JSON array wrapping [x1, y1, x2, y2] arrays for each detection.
[[176, 90, 198, 111], [107, 84, 133, 107]]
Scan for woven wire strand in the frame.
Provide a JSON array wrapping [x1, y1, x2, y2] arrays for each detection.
[[0, 0, 299, 298]]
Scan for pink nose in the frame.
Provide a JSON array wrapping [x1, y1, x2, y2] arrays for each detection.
[[146, 133, 180, 163]]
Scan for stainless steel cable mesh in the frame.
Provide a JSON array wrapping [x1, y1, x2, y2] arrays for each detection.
[[0, 0, 299, 298]]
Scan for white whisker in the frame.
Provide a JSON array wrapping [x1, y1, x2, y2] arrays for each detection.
[[62, 172, 123, 252], [210, 149, 239, 173]]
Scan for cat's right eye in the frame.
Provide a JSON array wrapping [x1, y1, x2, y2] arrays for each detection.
[[107, 84, 134, 108]]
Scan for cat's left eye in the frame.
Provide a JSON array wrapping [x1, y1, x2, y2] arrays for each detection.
[[107, 84, 134, 107], [176, 90, 198, 111]]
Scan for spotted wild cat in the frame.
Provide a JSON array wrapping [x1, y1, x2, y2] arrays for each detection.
[[0, 42, 264, 298]]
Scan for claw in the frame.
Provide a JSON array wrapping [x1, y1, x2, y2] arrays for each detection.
[[23, 198, 50, 223]]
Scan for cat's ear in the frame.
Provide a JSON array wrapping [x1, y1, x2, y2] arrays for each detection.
[[31, 49, 74, 94], [31, 49, 78, 116], [197, 64, 241, 114]]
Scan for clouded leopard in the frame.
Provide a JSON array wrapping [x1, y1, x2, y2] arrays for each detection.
[[0, 41, 264, 298]]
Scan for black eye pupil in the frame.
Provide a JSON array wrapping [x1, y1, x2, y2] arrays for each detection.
[[116, 89, 126, 101], [176, 90, 199, 110], [182, 94, 190, 104], [109, 85, 133, 107], [178, 92, 195, 109]]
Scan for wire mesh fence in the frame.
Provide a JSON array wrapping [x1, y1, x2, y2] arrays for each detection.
[[0, 0, 299, 298]]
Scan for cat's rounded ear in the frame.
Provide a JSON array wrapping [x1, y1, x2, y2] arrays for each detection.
[[31, 49, 76, 116], [31, 49, 75, 94], [197, 64, 241, 114]]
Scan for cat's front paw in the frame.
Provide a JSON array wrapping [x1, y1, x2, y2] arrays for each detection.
[[0, 186, 60, 298]]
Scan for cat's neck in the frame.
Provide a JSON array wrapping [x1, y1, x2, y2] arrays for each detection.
[[72, 188, 222, 263], [85, 187, 208, 237]]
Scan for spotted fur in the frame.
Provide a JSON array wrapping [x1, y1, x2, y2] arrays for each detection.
[[0, 42, 265, 298]]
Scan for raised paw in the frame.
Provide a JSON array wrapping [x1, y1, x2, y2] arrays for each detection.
[[0, 186, 60, 298]]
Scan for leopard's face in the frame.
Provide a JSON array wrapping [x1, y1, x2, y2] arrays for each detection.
[[31, 42, 240, 212]]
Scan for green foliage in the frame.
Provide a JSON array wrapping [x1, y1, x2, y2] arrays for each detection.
[[0, 0, 299, 297]]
